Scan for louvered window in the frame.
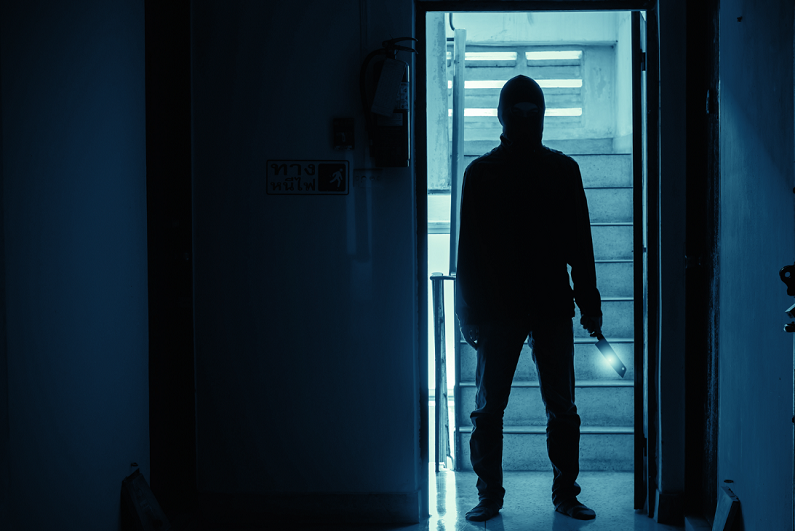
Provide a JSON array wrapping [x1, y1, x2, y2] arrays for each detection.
[[446, 46, 586, 140]]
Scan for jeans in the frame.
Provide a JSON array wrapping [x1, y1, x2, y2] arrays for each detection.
[[469, 316, 581, 507]]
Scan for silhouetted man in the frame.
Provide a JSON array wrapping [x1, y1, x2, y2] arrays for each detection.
[[455, 75, 602, 522]]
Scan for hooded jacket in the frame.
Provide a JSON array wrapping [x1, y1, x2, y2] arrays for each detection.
[[454, 135, 602, 326]]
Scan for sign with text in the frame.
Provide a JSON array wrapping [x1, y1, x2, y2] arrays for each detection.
[[267, 160, 349, 195]]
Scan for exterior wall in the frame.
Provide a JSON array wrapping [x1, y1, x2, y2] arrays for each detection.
[[717, 0, 795, 528], [191, 0, 422, 524], [0, 1, 150, 529]]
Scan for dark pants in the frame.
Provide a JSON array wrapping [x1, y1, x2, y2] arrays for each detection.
[[469, 317, 581, 507]]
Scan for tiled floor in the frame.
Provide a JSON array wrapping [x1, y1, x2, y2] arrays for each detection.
[[174, 469, 684, 531], [414, 468, 684, 531]]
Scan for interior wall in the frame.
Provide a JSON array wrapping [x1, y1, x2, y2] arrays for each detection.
[[717, 0, 795, 529], [191, 0, 421, 524], [0, 1, 150, 530]]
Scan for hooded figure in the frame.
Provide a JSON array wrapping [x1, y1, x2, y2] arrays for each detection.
[[497, 75, 545, 148], [454, 74, 602, 523]]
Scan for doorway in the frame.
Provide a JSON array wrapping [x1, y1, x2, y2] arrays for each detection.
[[418, 6, 650, 520]]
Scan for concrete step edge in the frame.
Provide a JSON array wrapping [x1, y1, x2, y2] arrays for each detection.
[[459, 379, 633, 388], [461, 336, 635, 344], [429, 221, 634, 230], [574, 337, 633, 343], [591, 222, 633, 226], [457, 425, 634, 434], [460, 337, 634, 345]]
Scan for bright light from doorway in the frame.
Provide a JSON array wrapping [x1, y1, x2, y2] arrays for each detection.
[[448, 79, 583, 89], [465, 51, 517, 61], [526, 50, 583, 61], [449, 108, 583, 117]]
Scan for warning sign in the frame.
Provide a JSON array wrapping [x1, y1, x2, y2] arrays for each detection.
[[267, 160, 349, 195]]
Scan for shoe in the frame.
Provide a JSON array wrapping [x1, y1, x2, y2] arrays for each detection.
[[465, 499, 503, 521], [555, 497, 596, 520]]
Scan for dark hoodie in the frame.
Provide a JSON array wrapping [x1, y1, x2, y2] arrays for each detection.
[[455, 75, 601, 326]]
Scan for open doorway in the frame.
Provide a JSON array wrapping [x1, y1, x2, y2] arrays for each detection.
[[422, 8, 648, 522]]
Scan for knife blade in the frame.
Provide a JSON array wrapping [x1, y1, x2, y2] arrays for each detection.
[[594, 334, 627, 378]]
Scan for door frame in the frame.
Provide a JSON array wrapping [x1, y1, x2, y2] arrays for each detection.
[[414, 0, 658, 517], [144, 0, 197, 515]]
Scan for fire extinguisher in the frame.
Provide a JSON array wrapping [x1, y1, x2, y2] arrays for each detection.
[[359, 37, 418, 167]]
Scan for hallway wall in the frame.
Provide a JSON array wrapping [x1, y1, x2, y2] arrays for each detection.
[[717, 0, 795, 528], [191, 0, 422, 524], [0, 1, 150, 529]]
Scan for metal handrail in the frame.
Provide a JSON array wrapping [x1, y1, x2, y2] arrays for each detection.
[[430, 272, 456, 471]]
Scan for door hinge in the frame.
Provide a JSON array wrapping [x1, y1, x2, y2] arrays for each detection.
[[640, 51, 646, 72]]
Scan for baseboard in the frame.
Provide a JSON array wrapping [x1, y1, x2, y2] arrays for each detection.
[[654, 489, 684, 526], [198, 490, 421, 526], [685, 513, 711, 531]]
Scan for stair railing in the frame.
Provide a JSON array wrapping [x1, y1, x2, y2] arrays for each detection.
[[430, 272, 455, 471]]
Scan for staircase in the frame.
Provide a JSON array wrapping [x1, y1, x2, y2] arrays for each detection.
[[450, 147, 635, 472], [429, 38, 636, 472]]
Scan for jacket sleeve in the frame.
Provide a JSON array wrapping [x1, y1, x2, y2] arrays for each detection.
[[568, 161, 602, 317], [454, 164, 483, 326]]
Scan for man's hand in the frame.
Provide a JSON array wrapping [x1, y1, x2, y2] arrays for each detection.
[[461, 324, 480, 350], [580, 315, 603, 337]]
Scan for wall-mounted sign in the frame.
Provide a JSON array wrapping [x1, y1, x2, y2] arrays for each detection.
[[267, 160, 349, 195]]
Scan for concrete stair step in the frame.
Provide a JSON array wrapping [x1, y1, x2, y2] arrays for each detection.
[[460, 337, 635, 382], [432, 222, 636, 258], [591, 224, 633, 260], [462, 139, 618, 157], [574, 339, 635, 380], [429, 190, 631, 225], [456, 426, 633, 471], [458, 152, 633, 187], [592, 260, 633, 298], [573, 154, 633, 187], [575, 299, 633, 338], [452, 114, 581, 127], [457, 380, 633, 427], [455, 120, 583, 143], [584, 188, 632, 223], [462, 90, 581, 112]]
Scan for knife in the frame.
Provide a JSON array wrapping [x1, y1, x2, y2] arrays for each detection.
[[593, 334, 627, 378]]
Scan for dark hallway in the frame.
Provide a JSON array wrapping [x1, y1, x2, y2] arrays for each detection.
[[0, 1, 793, 530]]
